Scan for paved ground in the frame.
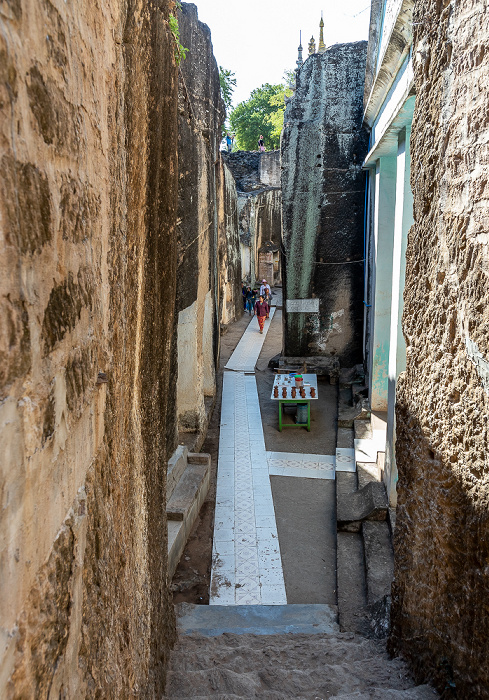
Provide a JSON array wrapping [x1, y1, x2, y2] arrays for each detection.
[[271, 476, 337, 605], [256, 309, 338, 455], [172, 294, 340, 605]]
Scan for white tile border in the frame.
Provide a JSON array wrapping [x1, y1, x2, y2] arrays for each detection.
[[210, 370, 286, 606]]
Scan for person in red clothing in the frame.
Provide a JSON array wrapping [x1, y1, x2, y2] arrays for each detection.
[[254, 295, 270, 334]]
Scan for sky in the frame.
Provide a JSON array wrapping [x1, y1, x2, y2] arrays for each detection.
[[190, 0, 372, 107]]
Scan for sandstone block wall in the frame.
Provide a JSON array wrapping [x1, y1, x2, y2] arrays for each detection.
[[281, 43, 368, 365], [0, 0, 179, 696], [391, 0, 489, 696], [175, 3, 240, 438]]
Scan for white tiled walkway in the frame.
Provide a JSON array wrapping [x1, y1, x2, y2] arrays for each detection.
[[211, 301, 339, 606], [225, 307, 276, 372], [211, 372, 286, 605]]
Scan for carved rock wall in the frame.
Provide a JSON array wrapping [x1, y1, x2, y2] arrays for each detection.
[[0, 0, 178, 696], [175, 3, 240, 436], [224, 151, 282, 285], [391, 1, 489, 696], [281, 43, 368, 364]]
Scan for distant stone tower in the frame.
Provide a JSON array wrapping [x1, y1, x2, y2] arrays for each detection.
[[318, 12, 326, 53], [296, 31, 304, 71], [308, 36, 316, 55]]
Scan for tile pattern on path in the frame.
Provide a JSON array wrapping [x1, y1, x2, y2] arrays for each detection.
[[267, 452, 335, 480], [225, 307, 276, 372], [335, 448, 356, 472], [212, 297, 356, 605], [211, 371, 286, 606]]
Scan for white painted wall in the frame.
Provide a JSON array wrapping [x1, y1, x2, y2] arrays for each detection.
[[369, 156, 397, 411], [384, 127, 413, 506], [241, 242, 251, 281], [203, 290, 216, 397], [177, 300, 205, 432]]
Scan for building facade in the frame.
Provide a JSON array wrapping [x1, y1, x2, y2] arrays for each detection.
[[363, 0, 415, 506]]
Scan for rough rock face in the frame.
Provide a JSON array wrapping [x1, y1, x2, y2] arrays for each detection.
[[218, 161, 242, 326], [175, 3, 240, 436], [390, 1, 489, 696], [281, 43, 368, 365], [0, 0, 178, 696], [224, 151, 282, 285]]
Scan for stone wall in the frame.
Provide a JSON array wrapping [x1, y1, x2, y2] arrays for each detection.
[[218, 160, 242, 326], [390, 0, 489, 696], [0, 0, 178, 696], [281, 43, 368, 365], [224, 151, 282, 285], [175, 3, 240, 438]]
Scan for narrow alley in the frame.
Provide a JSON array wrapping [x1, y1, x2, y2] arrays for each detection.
[[2, 0, 488, 697], [165, 294, 436, 698]]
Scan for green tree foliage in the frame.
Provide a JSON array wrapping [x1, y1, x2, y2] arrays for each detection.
[[229, 83, 292, 151], [219, 67, 237, 113]]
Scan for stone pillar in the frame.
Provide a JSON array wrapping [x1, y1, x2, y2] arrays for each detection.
[[177, 301, 205, 432], [202, 290, 216, 397], [384, 128, 413, 506], [369, 156, 397, 411]]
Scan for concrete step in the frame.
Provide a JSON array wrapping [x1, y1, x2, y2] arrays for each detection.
[[362, 520, 394, 639], [337, 426, 354, 448], [337, 481, 388, 532], [175, 603, 339, 636], [354, 418, 372, 440], [357, 461, 382, 489], [337, 531, 370, 636], [332, 689, 437, 700], [167, 454, 211, 578], [167, 459, 210, 522], [167, 444, 188, 499]]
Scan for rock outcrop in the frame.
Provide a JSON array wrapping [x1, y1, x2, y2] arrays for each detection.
[[175, 3, 241, 438], [0, 0, 179, 696], [224, 151, 282, 286], [281, 43, 369, 366], [390, 1, 489, 696]]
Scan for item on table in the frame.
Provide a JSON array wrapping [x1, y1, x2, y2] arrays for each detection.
[[291, 387, 296, 398], [295, 374, 304, 388], [273, 386, 279, 398], [282, 387, 287, 398], [310, 387, 316, 398]]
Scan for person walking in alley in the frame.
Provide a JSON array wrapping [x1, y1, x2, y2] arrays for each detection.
[[245, 286, 254, 314], [226, 132, 233, 152], [254, 294, 270, 333], [260, 279, 271, 301], [258, 135, 265, 152], [242, 282, 247, 311]]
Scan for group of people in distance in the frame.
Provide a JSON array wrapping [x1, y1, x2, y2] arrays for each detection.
[[224, 134, 266, 153], [242, 279, 271, 334]]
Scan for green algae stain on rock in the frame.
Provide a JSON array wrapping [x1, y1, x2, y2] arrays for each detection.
[[281, 44, 368, 364]]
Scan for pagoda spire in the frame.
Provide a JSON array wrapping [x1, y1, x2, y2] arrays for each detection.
[[296, 31, 304, 71], [318, 11, 326, 53]]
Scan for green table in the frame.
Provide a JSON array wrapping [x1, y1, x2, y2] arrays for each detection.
[[271, 373, 318, 432], [277, 399, 311, 431]]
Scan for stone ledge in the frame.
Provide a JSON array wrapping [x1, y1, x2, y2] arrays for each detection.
[[337, 481, 388, 532]]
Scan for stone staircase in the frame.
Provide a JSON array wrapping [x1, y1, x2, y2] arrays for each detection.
[[336, 382, 394, 640], [165, 604, 437, 699], [167, 445, 211, 578]]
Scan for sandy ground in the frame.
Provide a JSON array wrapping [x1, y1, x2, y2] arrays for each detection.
[[165, 631, 438, 699]]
